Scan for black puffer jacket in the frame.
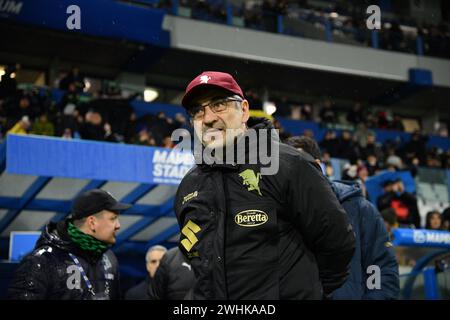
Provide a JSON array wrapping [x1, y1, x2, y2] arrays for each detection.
[[8, 220, 120, 300], [150, 247, 196, 300], [175, 118, 356, 300]]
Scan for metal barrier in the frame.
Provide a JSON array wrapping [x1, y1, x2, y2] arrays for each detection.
[[393, 228, 450, 299]]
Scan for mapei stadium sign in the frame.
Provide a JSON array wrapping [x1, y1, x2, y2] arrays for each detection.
[[393, 228, 450, 248]]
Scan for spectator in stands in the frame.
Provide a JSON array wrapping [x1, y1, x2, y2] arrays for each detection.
[[301, 104, 313, 121], [403, 130, 428, 165], [30, 114, 55, 137], [377, 179, 421, 228], [59, 66, 85, 93], [103, 123, 121, 143], [385, 22, 405, 52], [377, 111, 389, 129], [79, 110, 112, 141], [0, 63, 19, 99], [385, 149, 404, 171], [162, 136, 175, 148], [62, 128, 73, 139], [58, 83, 81, 112], [7, 116, 30, 135], [286, 136, 399, 300], [425, 147, 442, 168], [149, 246, 196, 300], [125, 245, 167, 300], [346, 102, 364, 125], [354, 123, 371, 149], [321, 151, 334, 179], [360, 131, 384, 161], [55, 105, 82, 138], [8, 189, 129, 300], [134, 127, 156, 146], [381, 208, 398, 240], [319, 99, 336, 123], [5, 95, 39, 126], [425, 210, 443, 230], [441, 207, 450, 231], [390, 115, 404, 131], [366, 154, 382, 176], [320, 130, 338, 157], [335, 130, 360, 162], [364, 111, 377, 129], [356, 164, 369, 182], [174, 113, 189, 130]]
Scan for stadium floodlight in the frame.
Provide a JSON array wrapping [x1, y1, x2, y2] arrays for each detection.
[[263, 101, 277, 116], [144, 87, 159, 102]]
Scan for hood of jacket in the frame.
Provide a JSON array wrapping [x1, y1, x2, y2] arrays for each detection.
[[331, 180, 363, 203]]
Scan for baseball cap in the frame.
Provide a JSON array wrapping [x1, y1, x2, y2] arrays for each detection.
[[71, 189, 131, 219], [181, 71, 244, 109]]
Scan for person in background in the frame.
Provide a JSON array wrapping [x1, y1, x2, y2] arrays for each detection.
[[286, 136, 399, 300], [381, 208, 399, 240], [442, 207, 450, 231], [125, 245, 167, 300], [377, 179, 421, 229], [149, 246, 196, 300], [31, 114, 55, 137], [7, 116, 30, 135], [425, 210, 442, 230], [8, 189, 129, 300]]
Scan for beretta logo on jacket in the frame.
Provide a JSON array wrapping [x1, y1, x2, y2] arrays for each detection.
[[234, 210, 268, 227]]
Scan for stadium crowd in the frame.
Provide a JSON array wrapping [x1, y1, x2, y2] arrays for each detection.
[[152, 0, 450, 59]]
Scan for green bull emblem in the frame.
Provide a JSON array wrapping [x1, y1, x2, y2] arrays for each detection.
[[239, 169, 262, 196]]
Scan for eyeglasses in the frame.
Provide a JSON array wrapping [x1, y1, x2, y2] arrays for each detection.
[[189, 97, 243, 120]]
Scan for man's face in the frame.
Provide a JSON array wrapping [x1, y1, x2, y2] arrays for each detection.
[[91, 210, 121, 245], [146, 249, 166, 278], [190, 92, 249, 149]]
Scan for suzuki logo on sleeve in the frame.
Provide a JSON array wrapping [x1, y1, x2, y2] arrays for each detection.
[[180, 220, 201, 252]]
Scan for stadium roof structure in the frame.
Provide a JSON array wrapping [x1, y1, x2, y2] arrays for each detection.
[[0, 134, 195, 259]]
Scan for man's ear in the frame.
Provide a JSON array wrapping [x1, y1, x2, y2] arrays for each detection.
[[241, 100, 250, 123], [87, 216, 96, 232]]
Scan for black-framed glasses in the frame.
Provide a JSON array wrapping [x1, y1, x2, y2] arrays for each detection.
[[189, 97, 243, 120]]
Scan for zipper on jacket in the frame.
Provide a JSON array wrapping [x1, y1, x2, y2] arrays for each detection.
[[220, 171, 230, 299]]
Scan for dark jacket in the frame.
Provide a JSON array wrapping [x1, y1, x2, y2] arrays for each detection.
[[175, 118, 355, 300], [8, 220, 120, 300], [331, 181, 399, 300], [150, 247, 196, 300], [125, 276, 153, 300]]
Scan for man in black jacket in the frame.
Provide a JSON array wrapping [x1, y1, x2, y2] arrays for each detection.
[[8, 189, 130, 300], [175, 71, 356, 300], [149, 246, 196, 300]]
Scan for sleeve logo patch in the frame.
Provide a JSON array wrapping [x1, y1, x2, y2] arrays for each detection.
[[182, 191, 198, 205], [235, 210, 268, 227], [180, 220, 201, 252]]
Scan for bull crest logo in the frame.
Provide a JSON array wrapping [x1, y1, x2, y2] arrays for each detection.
[[199, 75, 211, 84], [239, 169, 262, 196]]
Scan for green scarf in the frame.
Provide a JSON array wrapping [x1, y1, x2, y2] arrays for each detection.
[[67, 222, 108, 255]]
